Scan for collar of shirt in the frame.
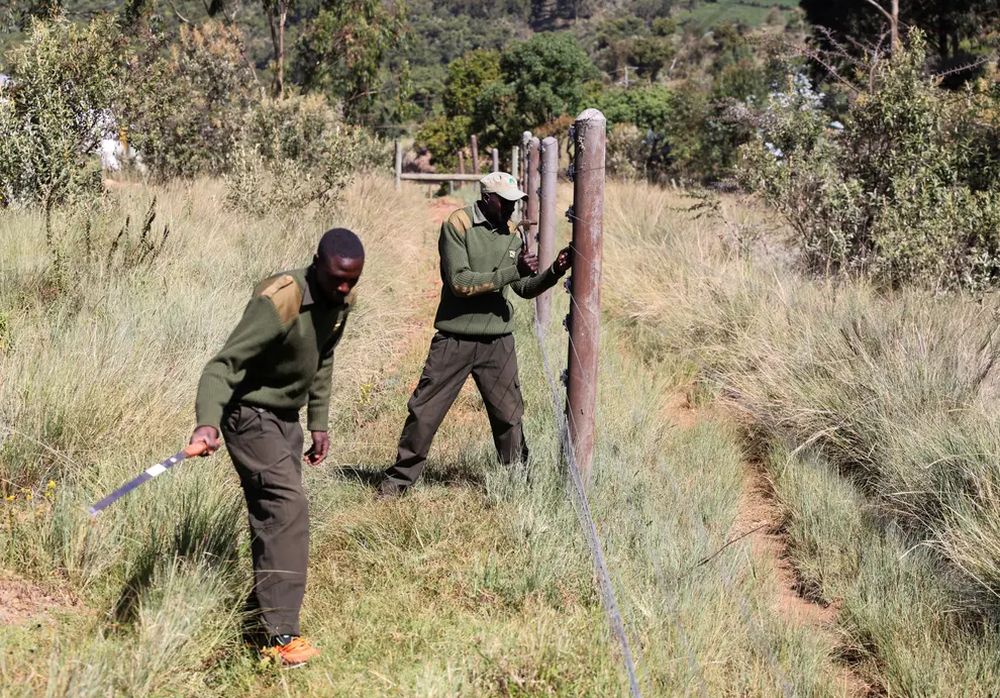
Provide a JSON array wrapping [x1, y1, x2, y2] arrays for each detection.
[[472, 202, 517, 235], [302, 266, 320, 308], [472, 201, 491, 228]]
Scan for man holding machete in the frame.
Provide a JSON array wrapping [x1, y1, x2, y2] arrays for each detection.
[[189, 228, 364, 667]]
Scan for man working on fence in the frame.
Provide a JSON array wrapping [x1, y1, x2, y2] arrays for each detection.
[[378, 171, 572, 497], [189, 228, 364, 667]]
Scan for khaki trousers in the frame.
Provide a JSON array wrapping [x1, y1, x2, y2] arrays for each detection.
[[381, 332, 529, 494], [222, 404, 308, 638]]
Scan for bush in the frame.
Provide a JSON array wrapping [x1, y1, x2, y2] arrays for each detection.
[[125, 21, 258, 181], [225, 94, 385, 215], [0, 16, 124, 207], [739, 34, 1000, 290]]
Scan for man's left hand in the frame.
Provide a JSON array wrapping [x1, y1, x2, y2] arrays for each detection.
[[304, 431, 329, 465], [553, 246, 573, 273]]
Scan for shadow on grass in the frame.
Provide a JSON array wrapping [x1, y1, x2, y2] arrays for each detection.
[[326, 456, 490, 490]]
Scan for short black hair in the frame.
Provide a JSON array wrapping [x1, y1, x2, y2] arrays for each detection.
[[317, 228, 364, 261]]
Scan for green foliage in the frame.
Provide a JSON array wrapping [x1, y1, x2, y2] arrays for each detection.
[[473, 32, 599, 149], [739, 34, 1000, 290], [592, 13, 674, 81], [293, 0, 407, 125], [442, 48, 501, 116], [225, 93, 385, 215], [0, 16, 122, 207], [125, 21, 259, 181], [413, 114, 471, 170]]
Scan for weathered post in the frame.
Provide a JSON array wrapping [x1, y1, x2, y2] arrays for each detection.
[[565, 109, 605, 484], [470, 135, 480, 173], [525, 137, 540, 256], [491, 148, 499, 172], [511, 146, 520, 182], [458, 151, 466, 175], [536, 136, 558, 329], [394, 140, 403, 191], [520, 131, 532, 190]]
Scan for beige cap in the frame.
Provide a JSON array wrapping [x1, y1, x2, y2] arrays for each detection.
[[480, 171, 526, 201]]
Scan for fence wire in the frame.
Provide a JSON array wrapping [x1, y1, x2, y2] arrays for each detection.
[[532, 318, 643, 698]]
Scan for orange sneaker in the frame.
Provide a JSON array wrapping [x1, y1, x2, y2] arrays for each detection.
[[260, 635, 320, 668]]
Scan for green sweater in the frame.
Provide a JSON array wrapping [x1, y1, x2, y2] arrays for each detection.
[[434, 203, 565, 336], [195, 267, 352, 432]]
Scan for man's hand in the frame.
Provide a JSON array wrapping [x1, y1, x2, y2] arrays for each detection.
[[553, 245, 573, 274], [189, 426, 220, 456], [517, 249, 539, 276], [304, 431, 329, 466]]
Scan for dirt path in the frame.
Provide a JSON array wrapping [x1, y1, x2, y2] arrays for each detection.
[[663, 386, 872, 697]]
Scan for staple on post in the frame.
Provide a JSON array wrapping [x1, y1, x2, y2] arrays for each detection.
[[564, 108, 605, 485]]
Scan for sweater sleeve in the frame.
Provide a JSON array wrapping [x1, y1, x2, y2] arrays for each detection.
[[306, 311, 349, 431], [195, 297, 285, 430], [510, 261, 565, 299], [440, 219, 520, 297]]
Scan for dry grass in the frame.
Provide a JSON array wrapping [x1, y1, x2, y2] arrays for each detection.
[[2, 176, 850, 696], [602, 179, 1000, 694]]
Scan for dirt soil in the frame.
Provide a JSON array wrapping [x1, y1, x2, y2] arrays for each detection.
[[663, 385, 872, 697], [0, 571, 77, 626]]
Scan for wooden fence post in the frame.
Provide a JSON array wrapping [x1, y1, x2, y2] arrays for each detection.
[[525, 136, 540, 256], [536, 136, 558, 329], [471, 134, 480, 173], [491, 148, 499, 172], [394, 140, 402, 191], [565, 109, 606, 484], [458, 151, 466, 175]]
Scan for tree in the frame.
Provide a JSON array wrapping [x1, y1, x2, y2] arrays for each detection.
[[472, 32, 599, 148], [800, 0, 1000, 84], [294, 0, 407, 123], [262, 0, 291, 98], [443, 49, 501, 116]]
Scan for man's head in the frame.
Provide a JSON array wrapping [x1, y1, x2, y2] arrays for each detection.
[[313, 228, 365, 304], [479, 171, 526, 229]]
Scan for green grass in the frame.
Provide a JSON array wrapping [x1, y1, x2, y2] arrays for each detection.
[[0, 177, 849, 695], [602, 180, 1000, 694], [675, 0, 800, 30]]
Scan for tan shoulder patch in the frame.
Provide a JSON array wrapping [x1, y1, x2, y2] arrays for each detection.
[[448, 209, 473, 235], [254, 274, 302, 326]]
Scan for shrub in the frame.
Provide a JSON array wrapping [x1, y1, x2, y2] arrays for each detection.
[[225, 94, 385, 215], [739, 34, 1000, 290], [125, 21, 259, 181], [414, 113, 472, 171], [0, 16, 124, 208]]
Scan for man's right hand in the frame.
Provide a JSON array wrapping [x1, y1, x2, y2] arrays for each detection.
[[189, 425, 220, 456], [517, 249, 539, 276]]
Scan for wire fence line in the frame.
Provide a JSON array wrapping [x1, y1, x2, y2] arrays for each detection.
[[532, 318, 643, 698]]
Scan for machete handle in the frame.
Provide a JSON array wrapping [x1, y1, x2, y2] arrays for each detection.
[[183, 441, 210, 458]]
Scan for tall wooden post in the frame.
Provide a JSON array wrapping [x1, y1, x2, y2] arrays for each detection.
[[491, 148, 499, 172], [394, 140, 402, 190], [536, 136, 558, 329], [458, 151, 466, 175], [470, 134, 480, 173], [525, 137, 540, 256], [565, 109, 605, 484]]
